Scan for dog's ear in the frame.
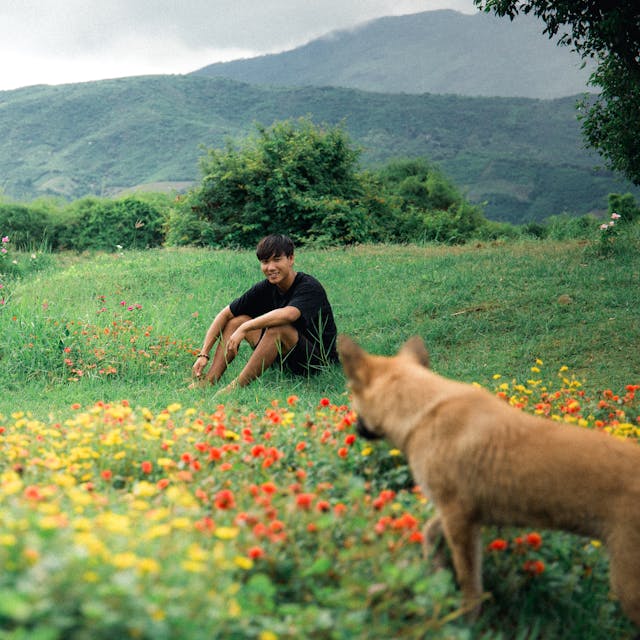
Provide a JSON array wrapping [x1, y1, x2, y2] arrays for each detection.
[[399, 336, 430, 369], [337, 335, 371, 388]]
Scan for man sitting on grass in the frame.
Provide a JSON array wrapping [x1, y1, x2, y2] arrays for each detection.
[[191, 234, 339, 394]]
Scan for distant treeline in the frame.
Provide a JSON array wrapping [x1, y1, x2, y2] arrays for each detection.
[[1, 120, 638, 252]]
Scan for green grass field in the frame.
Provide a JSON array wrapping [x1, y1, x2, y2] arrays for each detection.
[[0, 239, 638, 639]]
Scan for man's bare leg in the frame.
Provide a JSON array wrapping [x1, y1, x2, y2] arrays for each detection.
[[205, 315, 259, 384], [220, 325, 298, 392]]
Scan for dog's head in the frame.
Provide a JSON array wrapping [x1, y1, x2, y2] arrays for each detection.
[[337, 335, 430, 443]]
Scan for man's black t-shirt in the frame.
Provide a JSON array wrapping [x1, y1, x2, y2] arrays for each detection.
[[229, 272, 338, 365]]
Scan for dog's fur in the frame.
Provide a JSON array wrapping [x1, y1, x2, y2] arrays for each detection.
[[338, 335, 640, 628]]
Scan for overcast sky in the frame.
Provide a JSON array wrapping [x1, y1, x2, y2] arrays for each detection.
[[0, 0, 478, 91]]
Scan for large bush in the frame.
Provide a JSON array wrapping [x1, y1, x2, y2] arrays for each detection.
[[371, 159, 487, 243], [57, 197, 166, 251], [173, 118, 365, 248], [169, 121, 490, 248], [0, 203, 53, 249]]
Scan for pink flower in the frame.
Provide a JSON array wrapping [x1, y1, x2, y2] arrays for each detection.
[[611, 212, 621, 219], [1, 236, 8, 243]]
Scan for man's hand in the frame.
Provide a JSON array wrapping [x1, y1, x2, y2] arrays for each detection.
[[225, 326, 247, 358], [192, 354, 209, 379]]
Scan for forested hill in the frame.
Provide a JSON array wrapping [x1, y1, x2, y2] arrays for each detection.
[[1, 75, 635, 223], [192, 10, 593, 99]]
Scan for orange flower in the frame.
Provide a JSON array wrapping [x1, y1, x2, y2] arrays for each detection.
[[141, 461, 152, 474]]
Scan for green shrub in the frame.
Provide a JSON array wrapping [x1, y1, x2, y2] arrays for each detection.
[[0, 203, 53, 249], [57, 197, 166, 251], [176, 118, 363, 248], [608, 192, 640, 223]]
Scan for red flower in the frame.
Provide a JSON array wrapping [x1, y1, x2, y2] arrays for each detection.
[[24, 486, 43, 501], [247, 546, 265, 559], [337, 447, 348, 458], [141, 461, 153, 474], [487, 538, 508, 552], [261, 481, 277, 495], [101, 469, 113, 481], [523, 559, 545, 575], [319, 397, 331, 407], [295, 493, 315, 510], [214, 489, 236, 510], [525, 532, 542, 550]]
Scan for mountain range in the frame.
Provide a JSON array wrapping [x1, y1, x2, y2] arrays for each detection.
[[193, 10, 594, 99], [1, 10, 636, 224]]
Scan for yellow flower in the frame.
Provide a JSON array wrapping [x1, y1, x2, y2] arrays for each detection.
[[137, 557, 160, 574], [144, 524, 171, 540], [133, 481, 156, 498], [234, 556, 254, 570], [215, 527, 239, 540], [170, 517, 192, 530], [388, 449, 402, 457], [259, 632, 278, 640], [360, 447, 372, 457], [181, 560, 206, 573], [167, 403, 182, 413], [112, 552, 138, 569]]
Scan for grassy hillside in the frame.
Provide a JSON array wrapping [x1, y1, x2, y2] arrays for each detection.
[[194, 10, 593, 99], [2, 240, 638, 416], [1, 75, 637, 223]]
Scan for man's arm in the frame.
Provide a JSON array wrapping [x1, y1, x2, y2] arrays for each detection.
[[225, 306, 301, 357], [192, 305, 234, 378]]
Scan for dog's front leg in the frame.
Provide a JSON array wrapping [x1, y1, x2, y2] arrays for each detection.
[[422, 514, 449, 570], [439, 505, 483, 618]]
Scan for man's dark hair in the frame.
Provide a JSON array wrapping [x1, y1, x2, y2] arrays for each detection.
[[256, 234, 295, 261]]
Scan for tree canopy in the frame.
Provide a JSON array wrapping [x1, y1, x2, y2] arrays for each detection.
[[474, 0, 640, 185]]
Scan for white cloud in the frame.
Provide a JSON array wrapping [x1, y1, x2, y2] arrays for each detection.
[[0, 0, 478, 90]]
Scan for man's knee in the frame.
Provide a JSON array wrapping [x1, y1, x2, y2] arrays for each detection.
[[262, 325, 298, 351]]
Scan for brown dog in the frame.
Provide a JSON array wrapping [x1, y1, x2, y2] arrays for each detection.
[[338, 335, 640, 628]]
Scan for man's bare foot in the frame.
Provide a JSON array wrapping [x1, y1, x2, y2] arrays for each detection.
[[213, 378, 239, 398]]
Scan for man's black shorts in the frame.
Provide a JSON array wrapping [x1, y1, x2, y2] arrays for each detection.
[[255, 330, 336, 375]]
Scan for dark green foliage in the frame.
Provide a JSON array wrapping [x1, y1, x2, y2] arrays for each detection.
[[367, 159, 487, 243], [181, 118, 367, 247], [608, 192, 640, 223], [171, 126, 489, 247], [55, 197, 166, 251], [0, 203, 52, 249]]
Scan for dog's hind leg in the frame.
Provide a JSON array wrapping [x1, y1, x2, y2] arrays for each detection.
[[439, 504, 484, 617]]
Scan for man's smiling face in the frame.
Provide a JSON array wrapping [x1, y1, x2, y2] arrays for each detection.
[[260, 252, 295, 291]]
